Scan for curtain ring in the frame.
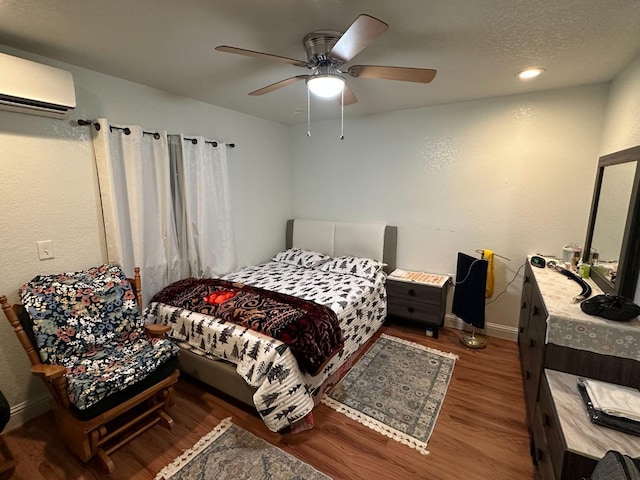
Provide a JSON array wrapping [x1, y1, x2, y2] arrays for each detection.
[[153, 132, 160, 140], [123, 127, 131, 135], [191, 138, 197, 145], [212, 141, 218, 147]]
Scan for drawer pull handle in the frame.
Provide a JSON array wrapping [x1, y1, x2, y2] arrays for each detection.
[[408, 289, 416, 297], [519, 326, 524, 333], [536, 448, 544, 462], [521, 301, 527, 310], [525, 370, 531, 380], [543, 414, 550, 427], [532, 306, 540, 317], [407, 306, 415, 314], [524, 275, 530, 284], [529, 339, 535, 348]]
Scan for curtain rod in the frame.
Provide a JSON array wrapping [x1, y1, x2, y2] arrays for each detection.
[[77, 119, 236, 148]]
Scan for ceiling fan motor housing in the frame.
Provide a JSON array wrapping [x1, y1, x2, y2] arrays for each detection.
[[303, 31, 344, 66]]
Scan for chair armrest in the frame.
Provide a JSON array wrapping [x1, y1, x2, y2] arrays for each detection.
[[31, 363, 66, 380], [32, 364, 70, 408], [145, 323, 171, 339]]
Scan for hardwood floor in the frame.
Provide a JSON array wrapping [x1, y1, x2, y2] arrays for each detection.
[[3, 324, 534, 480]]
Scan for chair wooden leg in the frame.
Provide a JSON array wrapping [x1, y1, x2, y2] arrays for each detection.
[[54, 409, 95, 462], [96, 448, 115, 474], [157, 410, 174, 430]]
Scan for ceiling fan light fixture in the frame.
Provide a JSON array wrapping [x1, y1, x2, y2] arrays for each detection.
[[306, 74, 345, 98], [516, 67, 545, 80]]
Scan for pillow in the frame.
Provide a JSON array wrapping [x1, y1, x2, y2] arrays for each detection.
[[318, 255, 385, 279], [271, 248, 330, 269]]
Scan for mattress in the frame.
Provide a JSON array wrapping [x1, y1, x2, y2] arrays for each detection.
[[144, 261, 387, 432]]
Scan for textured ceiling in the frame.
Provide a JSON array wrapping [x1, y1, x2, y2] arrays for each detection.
[[0, 0, 639, 125]]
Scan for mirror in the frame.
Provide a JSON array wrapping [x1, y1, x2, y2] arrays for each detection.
[[591, 163, 635, 275], [583, 145, 640, 300]]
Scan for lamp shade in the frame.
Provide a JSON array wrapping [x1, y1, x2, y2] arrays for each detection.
[[307, 75, 345, 98]]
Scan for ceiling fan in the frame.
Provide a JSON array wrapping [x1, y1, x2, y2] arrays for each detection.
[[215, 14, 437, 106]]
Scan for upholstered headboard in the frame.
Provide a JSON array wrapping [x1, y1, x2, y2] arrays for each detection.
[[285, 219, 397, 273]]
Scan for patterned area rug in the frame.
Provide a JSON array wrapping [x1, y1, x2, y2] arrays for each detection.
[[322, 333, 458, 455], [155, 417, 332, 480]]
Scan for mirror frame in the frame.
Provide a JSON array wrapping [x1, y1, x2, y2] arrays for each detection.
[[583, 144, 640, 298]]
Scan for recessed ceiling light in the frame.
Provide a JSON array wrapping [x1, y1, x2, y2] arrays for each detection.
[[516, 68, 545, 80]]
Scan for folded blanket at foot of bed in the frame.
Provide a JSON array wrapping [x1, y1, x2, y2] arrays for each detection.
[[150, 278, 343, 375]]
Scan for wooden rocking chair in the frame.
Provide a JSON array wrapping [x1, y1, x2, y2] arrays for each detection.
[[0, 265, 180, 473]]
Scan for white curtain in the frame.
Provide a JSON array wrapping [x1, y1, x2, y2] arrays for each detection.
[[92, 118, 181, 303], [92, 119, 237, 303], [169, 135, 236, 278]]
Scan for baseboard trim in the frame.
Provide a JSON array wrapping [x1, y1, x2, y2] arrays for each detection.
[[5, 394, 52, 433], [444, 314, 518, 342]]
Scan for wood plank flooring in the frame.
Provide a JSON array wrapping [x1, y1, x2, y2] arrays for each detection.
[[2, 324, 534, 479]]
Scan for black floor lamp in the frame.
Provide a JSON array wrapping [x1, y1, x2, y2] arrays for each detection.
[[452, 252, 488, 349]]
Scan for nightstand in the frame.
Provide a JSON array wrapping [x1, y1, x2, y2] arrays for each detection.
[[386, 270, 452, 338]]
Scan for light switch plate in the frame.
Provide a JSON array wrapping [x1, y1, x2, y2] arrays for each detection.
[[36, 240, 55, 260]]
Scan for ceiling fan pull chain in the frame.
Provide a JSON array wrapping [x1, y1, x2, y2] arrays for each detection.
[[307, 87, 311, 137], [340, 88, 345, 140]]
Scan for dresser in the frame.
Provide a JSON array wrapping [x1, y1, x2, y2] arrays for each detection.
[[535, 370, 640, 480], [386, 271, 451, 339], [518, 260, 640, 479]]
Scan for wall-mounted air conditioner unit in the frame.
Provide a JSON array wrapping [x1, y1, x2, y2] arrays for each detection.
[[0, 52, 76, 119]]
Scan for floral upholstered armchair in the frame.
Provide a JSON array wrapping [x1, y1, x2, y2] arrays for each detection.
[[0, 264, 180, 473]]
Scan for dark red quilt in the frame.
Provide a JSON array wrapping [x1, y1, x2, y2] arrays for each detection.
[[150, 278, 344, 375]]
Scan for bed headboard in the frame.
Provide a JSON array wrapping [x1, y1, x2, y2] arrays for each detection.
[[285, 219, 397, 273]]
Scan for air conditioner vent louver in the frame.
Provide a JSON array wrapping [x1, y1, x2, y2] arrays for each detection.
[[0, 52, 76, 118]]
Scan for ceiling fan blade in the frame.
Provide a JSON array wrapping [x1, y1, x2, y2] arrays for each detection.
[[216, 45, 308, 67], [249, 75, 309, 96], [329, 14, 389, 63], [338, 84, 358, 106], [348, 65, 437, 83]]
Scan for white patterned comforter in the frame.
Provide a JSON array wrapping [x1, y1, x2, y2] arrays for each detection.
[[143, 261, 387, 432]]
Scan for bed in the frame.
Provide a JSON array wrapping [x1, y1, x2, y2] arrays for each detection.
[[143, 219, 397, 432]]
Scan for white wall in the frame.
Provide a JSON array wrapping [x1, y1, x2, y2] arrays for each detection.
[[289, 84, 609, 336], [0, 46, 291, 428], [600, 54, 640, 155], [598, 53, 640, 303]]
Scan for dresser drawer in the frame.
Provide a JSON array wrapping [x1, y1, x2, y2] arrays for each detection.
[[533, 404, 557, 480], [386, 280, 444, 304], [538, 374, 563, 480], [518, 263, 535, 337], [387, 297, 442, 324]]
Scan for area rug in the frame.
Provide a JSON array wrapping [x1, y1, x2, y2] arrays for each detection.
[[155, 417, 332, 480], [322, 333, 458, 455]]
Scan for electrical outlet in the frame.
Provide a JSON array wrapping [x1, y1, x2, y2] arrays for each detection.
[[36, 240, 55, 260]]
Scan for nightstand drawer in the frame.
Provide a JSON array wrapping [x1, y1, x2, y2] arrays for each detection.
[[388, 297, 442, 323], [386, 280, 443, 304]]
